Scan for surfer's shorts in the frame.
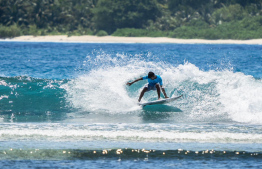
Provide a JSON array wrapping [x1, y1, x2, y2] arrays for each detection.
[[144, 83, 159, 92]]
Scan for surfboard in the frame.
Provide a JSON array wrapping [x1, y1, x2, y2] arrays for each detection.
[[138, 95, 183, 106]]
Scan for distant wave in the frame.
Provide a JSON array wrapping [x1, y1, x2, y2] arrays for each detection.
[[1, 123, 262, 144]]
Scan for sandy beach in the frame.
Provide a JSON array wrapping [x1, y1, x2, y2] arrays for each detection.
[[3, 35, 262, 44]]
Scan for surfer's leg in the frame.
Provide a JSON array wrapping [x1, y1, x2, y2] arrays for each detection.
[[138, 87, 148, 102], [155, 84, 161, 100]]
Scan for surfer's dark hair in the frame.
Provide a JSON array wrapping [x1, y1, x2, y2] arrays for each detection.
[[148, 72, 155, 78]]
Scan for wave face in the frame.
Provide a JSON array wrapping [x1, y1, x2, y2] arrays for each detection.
[[1, 45, 262, 124], [0, 76, 69, 122], [62, 51, 262, 124]]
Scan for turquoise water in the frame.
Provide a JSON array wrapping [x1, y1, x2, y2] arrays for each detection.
[[0, 42, 262, 168]]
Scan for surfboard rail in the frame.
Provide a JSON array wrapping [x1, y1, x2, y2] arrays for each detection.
[[138, 94, 183, 106]]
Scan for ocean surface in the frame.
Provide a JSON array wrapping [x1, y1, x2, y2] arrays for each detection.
[[0, 42, 262, 168]]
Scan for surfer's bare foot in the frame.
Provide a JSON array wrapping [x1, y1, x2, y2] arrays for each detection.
[[138, 99, 141, 102]]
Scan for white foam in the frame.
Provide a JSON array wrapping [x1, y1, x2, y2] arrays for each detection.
[[161, 62, 262, 124], [1, 123, 262, 143], [216, 71, 262, 123], [0, 95, 8, 100], [64, 66, 143, 112], [63, 52, 168, 113]]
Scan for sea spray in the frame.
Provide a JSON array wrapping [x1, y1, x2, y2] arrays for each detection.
[[63, 52, 262, 124]]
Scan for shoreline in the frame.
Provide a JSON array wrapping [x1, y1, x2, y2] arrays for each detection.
[[2, 35, 262, 44]]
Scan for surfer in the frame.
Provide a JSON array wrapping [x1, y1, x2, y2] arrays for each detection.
[[126, 72, 169, 102]]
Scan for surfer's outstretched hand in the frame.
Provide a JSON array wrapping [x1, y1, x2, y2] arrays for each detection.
[[126, 82, 132, 86], [126, 78, 143, 86]]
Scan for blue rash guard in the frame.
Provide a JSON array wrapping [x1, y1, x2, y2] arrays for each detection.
[[142, 75, 163, 87]]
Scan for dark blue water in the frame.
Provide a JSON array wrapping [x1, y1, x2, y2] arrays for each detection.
[[0, 42, 262, 168]]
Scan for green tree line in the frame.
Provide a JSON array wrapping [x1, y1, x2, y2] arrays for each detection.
[[0, 0, 262, 39]]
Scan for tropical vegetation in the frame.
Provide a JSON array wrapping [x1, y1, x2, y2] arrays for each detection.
[[0, 0, 262, 39]]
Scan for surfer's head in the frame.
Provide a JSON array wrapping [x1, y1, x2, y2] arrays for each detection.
[[148, 72, 155, 79]]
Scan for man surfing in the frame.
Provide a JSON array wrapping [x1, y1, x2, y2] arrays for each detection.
[[126, 72, 169, 102]]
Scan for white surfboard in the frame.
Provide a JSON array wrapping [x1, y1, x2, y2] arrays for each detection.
[[138, 95, 183, 106]]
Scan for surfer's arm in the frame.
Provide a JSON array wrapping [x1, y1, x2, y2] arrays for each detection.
[[160, 86, 169, 98], [126, 77, 143, 86]]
